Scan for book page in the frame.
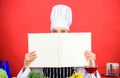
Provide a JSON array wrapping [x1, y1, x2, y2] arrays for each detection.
[[28, 33, 59, 67], [28, 32, 91, 67], [60, 33, 91, 67]]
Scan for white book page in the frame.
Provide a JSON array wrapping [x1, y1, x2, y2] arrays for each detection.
[[60, 33, 91, 67], [28, 33, 59, 67]]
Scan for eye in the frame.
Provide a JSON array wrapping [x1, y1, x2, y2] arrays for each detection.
[[60, 30, 67, 33], [52, 30, 58, 33]]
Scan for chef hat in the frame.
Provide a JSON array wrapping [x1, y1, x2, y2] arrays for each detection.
[[50, 4, 72, 31]]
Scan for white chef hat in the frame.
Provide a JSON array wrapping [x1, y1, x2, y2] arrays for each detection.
[[50, 4, 72, 31]]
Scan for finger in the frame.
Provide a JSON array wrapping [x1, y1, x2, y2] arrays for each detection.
[[84, 52, 90, 57], [27, 53, 37, 59], [27, 54, 37, 59], [31, 53, 37, 56], [90, 53, 96, 60], [29, 51, 37, 56], [28, 56, 37, 61], [84, 51, 91, 55], [31, 56, 37, 60], [85, 51, 96, 58], [26, 52, 36, 57], [86, 55, 96, 60], [29, 51, 36, 54]]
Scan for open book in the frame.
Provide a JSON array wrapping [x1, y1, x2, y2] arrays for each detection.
[[28, 32, 91, 67]]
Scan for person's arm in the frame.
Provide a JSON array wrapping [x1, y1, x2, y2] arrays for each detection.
[[17, 67, 31, 78], [17, 51, 37, 78], [17, 67, 44, 78]]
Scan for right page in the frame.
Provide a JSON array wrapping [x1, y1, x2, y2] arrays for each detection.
[[60, 32, 91, 67]]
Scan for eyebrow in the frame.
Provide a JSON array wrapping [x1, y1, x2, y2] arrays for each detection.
[[51, 29, 69, 32]]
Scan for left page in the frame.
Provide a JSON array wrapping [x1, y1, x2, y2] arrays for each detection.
[[28, 33, 59, 67]]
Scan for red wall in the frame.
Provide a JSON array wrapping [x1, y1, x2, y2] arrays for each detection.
[[0, 0, 120, 77]]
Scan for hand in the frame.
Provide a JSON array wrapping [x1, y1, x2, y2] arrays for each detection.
[[84, 51, 96, 66], [24, 51, 37, 68], [84, 51, 96, 60]]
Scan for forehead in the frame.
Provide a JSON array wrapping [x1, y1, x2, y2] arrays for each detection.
[[51, 27, 68, 31]]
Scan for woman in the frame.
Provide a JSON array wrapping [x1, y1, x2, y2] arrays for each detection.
[[17, 4, 100, 78]]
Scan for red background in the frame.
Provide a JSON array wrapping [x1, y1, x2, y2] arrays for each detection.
[[0, 0, 120, 77]]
